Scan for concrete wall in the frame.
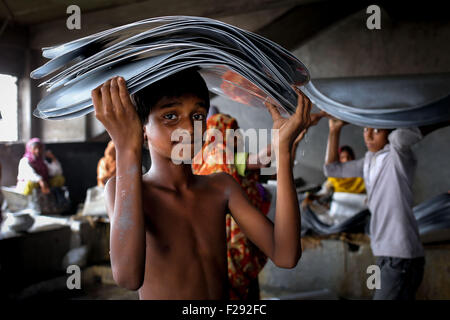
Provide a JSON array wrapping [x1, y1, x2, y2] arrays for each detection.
[[214, 8, 450, 204], [0, 142, 108, 210], [0, 26, 28, 78], [0, 141, 152, 209]]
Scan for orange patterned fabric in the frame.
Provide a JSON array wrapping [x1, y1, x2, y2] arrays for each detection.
[[97, 141, 116, 187], [192, 113, 269, 300]]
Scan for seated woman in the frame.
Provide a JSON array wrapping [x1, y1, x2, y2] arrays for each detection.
[[16, 138, 65, 196], [325, 146, 366, 194], [192, 113, 271, 300], [304, 145, 367, 226]]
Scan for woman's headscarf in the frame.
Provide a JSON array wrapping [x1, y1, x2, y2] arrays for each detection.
[[207, 105, 220, 120], [192, 113, 240, 180], [24, 138, 49, 181]]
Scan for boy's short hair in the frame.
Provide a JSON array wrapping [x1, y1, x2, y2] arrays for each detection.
[[133, 68, 210, 124]]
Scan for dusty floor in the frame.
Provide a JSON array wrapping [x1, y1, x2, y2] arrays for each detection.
[[71, 284, 139, 300], [23, 283, 139, 300]]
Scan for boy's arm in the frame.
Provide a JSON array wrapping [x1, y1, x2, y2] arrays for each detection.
[[389, 121, 450, 151], [323, 158, 365, 178], [325, 117, 346, 165], [323, 116, 364, 178], [388, 128, 423, 151], [227, 87, 312, 268], [92, 76, 146, 290]]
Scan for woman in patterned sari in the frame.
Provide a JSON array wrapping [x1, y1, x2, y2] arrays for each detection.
[[192, 113, 271, 300]]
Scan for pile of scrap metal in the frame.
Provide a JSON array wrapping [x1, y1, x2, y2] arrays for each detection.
[[300, 192, 450, 243]]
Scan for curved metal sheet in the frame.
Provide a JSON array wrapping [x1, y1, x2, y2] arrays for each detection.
[[303, 74, 450, 128]]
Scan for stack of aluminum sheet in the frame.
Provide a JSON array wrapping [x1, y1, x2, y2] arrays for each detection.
[[30, 16, 310, 120]]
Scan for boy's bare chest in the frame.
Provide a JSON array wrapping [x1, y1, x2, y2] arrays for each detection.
[[144, 186, 225, 217], [138, 186, 229, 299], [141, 187, 228, 252]]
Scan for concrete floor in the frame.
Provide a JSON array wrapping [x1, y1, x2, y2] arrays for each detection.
[[259, 236, 450, 300], [3, 214, 449, 300], [17, 264, 139, 300], [23, 283, 138, 300]]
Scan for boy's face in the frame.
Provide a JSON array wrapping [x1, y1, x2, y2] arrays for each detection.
[[143, 93, 208, 161], [363, 128, 389, 152]]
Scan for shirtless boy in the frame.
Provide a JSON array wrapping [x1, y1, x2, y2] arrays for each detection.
[[91, 69, 311, 299]]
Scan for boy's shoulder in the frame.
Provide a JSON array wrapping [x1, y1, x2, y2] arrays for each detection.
[[105, 171, 239, 200], [197, 171, 237, 185], [193, 171, 241, 196]]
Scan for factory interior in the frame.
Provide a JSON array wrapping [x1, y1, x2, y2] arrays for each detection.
[[0, 0, 449, 302]]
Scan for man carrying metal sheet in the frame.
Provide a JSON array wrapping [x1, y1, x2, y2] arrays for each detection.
[[322, 116, 449, 300]]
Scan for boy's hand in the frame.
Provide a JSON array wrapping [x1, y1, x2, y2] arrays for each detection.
[[265, 86, 312, 154], [310, 111, 327, 127], [92, 76, 143, 151], [328, 115, 347, 132]]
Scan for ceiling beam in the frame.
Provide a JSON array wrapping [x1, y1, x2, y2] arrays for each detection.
[[0, 23, 28, 76], [29, 0, 322, 49], [255, 0, 368, 51]]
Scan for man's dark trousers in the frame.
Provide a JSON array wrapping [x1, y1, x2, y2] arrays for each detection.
[[373, 256, 425, 300]]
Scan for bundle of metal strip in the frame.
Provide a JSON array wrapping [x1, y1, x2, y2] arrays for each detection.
[[304, 73, 450, 128], [30, 16, 310, 120]]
